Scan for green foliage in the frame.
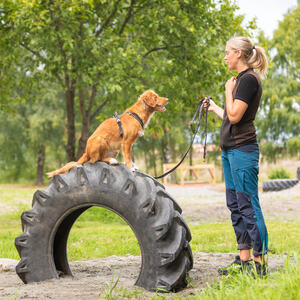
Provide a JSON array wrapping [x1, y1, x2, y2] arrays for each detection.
[[260, 142, 285, 163], [0, 0, 254, 181], [268, 168, 292, 180], [256, 4, 300, 161], [287, 137, 300, 157], [0, 96, 65, 183]]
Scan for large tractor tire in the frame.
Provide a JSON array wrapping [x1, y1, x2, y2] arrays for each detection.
[[15, 163, 193, 292], [262, 178, 299, 192]]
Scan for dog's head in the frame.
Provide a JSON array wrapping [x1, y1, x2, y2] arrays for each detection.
[[139, 90, 168, 111]]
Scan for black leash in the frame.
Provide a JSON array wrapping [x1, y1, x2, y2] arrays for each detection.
[[154, 97, 211, 180]]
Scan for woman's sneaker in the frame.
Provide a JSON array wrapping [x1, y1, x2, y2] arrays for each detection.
[[253, 261, 268, 277], [241, 260, 268, 277], [218, 256, 242, 276]]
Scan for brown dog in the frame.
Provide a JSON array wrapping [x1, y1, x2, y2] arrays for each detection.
[[47, 90, 168, 177]]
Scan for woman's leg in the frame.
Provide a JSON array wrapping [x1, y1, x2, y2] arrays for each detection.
[[222, 150, 252, 260], [229, 149, 269, 261]]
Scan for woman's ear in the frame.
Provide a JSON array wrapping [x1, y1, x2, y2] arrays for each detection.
[[236, 49, 242, 58]]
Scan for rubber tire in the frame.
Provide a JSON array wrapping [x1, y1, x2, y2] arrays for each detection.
[[15, 163, 193, 292], [262, 178, 299, 192]]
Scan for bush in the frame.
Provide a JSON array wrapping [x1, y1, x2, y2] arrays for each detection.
[[268, 167, 292, 179], [287, 136, 300, 157]]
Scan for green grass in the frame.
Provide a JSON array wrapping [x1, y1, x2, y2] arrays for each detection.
[[67, 221, 141, 260], [190, 255, 300, 300], [1, 207, 300, 260], [191, 222, 300, 255], [1, 185, 299, 259]]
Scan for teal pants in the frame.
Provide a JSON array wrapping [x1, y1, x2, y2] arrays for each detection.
[[222, 148, 269, 256]]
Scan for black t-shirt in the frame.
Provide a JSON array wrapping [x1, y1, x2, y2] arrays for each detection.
[[220, 68, 262, 150], [234, 73, 259, 105]]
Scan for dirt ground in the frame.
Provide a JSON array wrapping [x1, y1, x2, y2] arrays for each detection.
[[0, 182, 299, 299]]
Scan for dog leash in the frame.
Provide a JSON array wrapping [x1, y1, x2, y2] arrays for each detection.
[[154, 97, 211, 180]]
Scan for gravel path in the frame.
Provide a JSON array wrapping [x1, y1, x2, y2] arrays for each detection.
[[165, 182, 300, 224], [0, 253, 289, 300]]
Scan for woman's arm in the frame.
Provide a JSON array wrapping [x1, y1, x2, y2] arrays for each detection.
[[225, 77, 248, 124]]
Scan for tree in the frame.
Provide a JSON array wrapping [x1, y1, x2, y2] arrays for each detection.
[[0, 0, 248, 165], [0, 93, 65, 184], [256, 5, 300, 161]]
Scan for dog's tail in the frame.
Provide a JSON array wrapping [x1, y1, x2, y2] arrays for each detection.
[[47, 153, 89, 178]]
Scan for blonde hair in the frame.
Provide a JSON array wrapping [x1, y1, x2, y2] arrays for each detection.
[[227, 36, 268, 78]]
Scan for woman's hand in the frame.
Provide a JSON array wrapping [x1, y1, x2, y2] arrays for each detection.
[[203, 98, 216, 112], [225, 77, 236, 95], [203, 97, 224, 120]]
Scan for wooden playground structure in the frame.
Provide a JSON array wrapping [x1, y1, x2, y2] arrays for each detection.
[[162, 163, 216, 185]]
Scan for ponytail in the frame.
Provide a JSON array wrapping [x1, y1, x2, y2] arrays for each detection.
[[227, 37, 268, 78]]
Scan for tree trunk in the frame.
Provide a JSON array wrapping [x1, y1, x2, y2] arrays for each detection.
[[65, 76, 76, 162], [77, 114, 89, 160], [36, 145, 45, 186]]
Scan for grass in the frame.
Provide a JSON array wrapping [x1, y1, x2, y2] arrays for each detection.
[[1, 185, 300, 300], [191, 255, 300, 300], [1, 206, 300, 260]]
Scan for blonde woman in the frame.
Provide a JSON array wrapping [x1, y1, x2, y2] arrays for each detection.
[[205, 36, 269, 276]]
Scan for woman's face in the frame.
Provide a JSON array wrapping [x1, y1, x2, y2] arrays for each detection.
[[224, 44, 241, 71]]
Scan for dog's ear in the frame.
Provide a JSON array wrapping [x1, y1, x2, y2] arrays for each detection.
[[142, 91, 157, 107]]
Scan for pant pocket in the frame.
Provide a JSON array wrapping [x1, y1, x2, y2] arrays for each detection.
[[233, 168, 246, 193]]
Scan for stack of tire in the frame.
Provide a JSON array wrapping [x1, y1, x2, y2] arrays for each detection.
[[262, 167, 300, 192]]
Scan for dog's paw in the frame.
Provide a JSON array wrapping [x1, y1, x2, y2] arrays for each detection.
[[109, 158, 119, 165]]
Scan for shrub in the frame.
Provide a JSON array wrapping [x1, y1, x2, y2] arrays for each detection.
[[268, 167, 291, 179], [287, 136, 300, 157]]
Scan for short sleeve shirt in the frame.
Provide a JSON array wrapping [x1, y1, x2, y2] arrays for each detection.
[[234, 73, 259, 105]]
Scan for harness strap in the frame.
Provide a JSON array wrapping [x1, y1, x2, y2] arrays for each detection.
[[126, 112, 144, 129], [113, 112, 123, 138]]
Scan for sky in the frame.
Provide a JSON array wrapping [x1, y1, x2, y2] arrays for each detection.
[[235, 0, 298, 38]]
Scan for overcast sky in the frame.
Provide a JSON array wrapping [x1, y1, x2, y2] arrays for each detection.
[[235, 0, 298, 38]]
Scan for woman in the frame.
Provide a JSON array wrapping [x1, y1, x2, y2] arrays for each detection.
[[205, 36, 269, 276]]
